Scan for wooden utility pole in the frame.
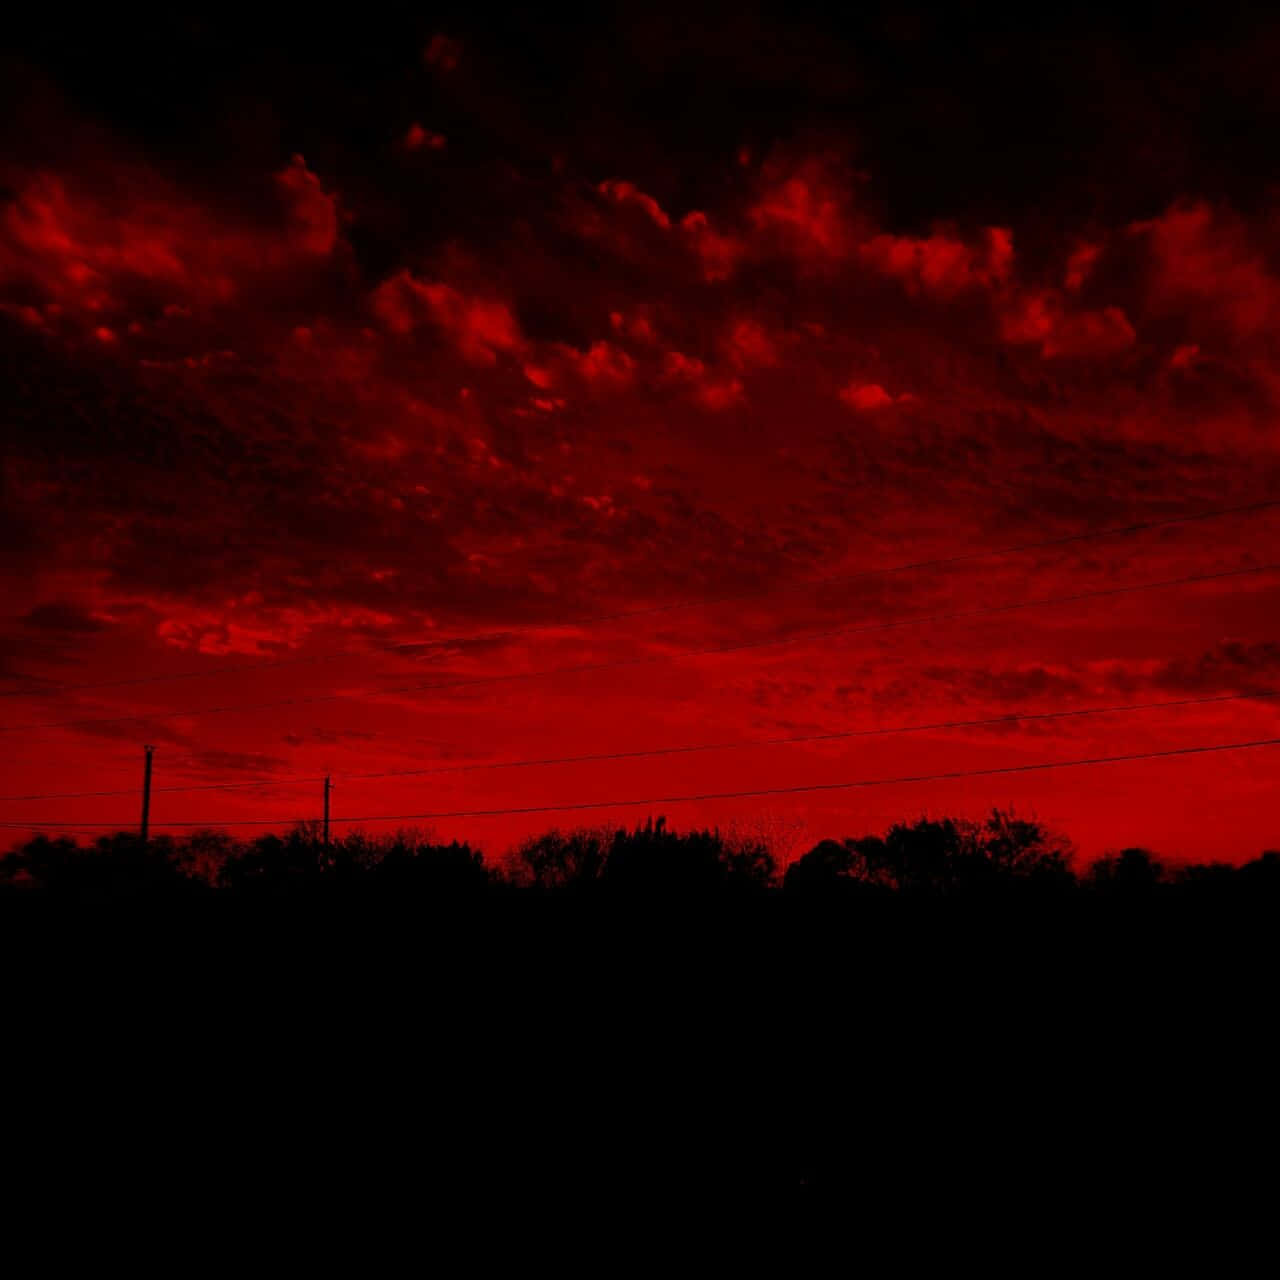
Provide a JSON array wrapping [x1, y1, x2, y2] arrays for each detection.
[[140, 744, 154, 843], [323, 775, 332, 848]]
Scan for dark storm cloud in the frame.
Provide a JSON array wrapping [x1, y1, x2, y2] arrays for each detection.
[[1154, 643, 1280, 693], [181, 747, 293, 777], [918, 665, 1091, 707], [21, 602, 108, 633]]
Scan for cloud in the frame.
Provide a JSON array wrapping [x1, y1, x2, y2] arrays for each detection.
[[1040, 306, 1136, 359], [598, 180, 672, 230], [371, 272, 524, 364], [581, 158, 865, 281], [746, 159, 861, 262], [859, 226, 1013, 297], [921, 664, 1088, 706], [0, 156, 342, 335], [1154, 642, 1280, 693], [660, 349, 743, 409], [273, 155, 339, 255], [22, 601, 109, 633], [1065, 242, 1101, 292], [1133, 201, 1280, 341], [679, 211, 744, 281], [725, 318, 779, 369], [1, 173, 213, 311], [839, 382, 896, 411], [561, 339, 635, 387], [404, 124, 447, 152], [662, 350, 707, 381], [694, 377, 745, 411], [425, 34, 462, 72], [1000, 292, 1136, 359], [609, 309, 657, 342]]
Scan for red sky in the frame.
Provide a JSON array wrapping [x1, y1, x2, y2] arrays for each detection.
[[3, 7, 1280, 864]]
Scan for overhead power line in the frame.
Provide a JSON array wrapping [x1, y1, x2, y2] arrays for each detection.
[[4, 558, 1278, 734], [3, 496, 1277, 700], [3, 685, 1278, 803], [5, 735, 1280, 829]]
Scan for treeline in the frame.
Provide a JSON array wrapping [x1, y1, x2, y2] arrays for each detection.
[[3, 809, 1278, 901], [5, 809, 1274, 1224]]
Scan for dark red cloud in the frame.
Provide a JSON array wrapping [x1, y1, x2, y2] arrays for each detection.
[[1, 155, 340, 300], [424, 34, 463, 73], [860, 225, 1013, 296], [1001, 293, 1137, 360], [403, 124, 447, 153], [372, 271, 524, 363], [745, 159, 864, 262], [598, 179, 673, 231], [1134, 201, 1280, 342]]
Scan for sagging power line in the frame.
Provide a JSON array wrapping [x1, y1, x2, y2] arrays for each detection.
[[6, 734, 1280, 829], [3, 685, 1278, 803]]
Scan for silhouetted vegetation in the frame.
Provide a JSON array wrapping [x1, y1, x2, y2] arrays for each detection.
[[782, 811, 1074, 896], [4, 808, 1276, 1226], [514, 815, 775, 897], [3, 809, 1278, 910]]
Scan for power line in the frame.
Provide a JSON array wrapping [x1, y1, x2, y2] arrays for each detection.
[[5, 734, 1279, 828], [3, 497, 1276, 700], [5, 558, 1278, 734], [0, 774, 328, 803], [4, 685, 1278, 802]]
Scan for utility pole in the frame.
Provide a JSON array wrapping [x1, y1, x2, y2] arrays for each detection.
[[323, 774, 332, 848], [140, 744, 154, 843]]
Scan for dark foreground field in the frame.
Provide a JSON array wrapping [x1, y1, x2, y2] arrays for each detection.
[[3, 818, 1277, 1256]]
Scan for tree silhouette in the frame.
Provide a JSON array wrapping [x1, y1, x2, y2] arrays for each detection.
[[371, 835, 489, 894], [782, 837, 880, 896], [1, 832, 193, 898], [783, 810, 1073, 896], [978, 809, 1074, 885], [1089, 847, 1164, 894], [600, 816, 775, 896], [1239, 849, 1280, 891], [217, 824, 333, 894], [514, 827, 609, 890]]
